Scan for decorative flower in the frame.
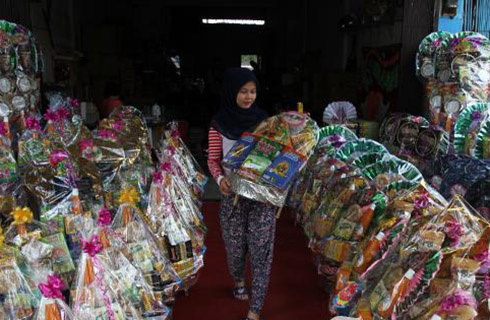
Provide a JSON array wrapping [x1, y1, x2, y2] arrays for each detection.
[[57, 107, 71, 120], [118, 187, 140, 206], [43, 109, 59, 122], [0, 122, 7, 136], [153, 171, 163, 184], [171, 130, 180, 139], [49, 150, 69, 168], [444, 219, 464, 248], [39, 275, 65, 300], [440, 289, 477, 313], [80, 139, 94, 152], [82, 235, 103, 257], [475, 249, 490, 269], [450, 38, 461, 49], [112, 120, 124, 132], [67, 97, 79, 109], [328, 134, 344, 149], [97, 207, 112, 226], [26, 116, 41, 131], [471, 111, 482, 121], [167, 145, 175, 155], [10, 207, 33, 225], [414, 193, 430, 212], [98, 129, 117, 141], [160, 162, 172, 173]]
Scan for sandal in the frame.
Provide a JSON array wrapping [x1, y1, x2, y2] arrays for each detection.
[[233, 286, 249, 301]]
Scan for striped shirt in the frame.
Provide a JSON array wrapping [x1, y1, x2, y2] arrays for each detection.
[[207, 127, 236, 185]]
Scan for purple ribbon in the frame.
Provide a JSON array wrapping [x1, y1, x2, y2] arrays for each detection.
[[414, 193, 430, 212]]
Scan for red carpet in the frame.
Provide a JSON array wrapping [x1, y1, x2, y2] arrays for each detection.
[[173, 201, 330, 320]]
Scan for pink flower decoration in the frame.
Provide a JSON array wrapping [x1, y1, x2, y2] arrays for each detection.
[[98, 129, 117, 141], [444, 219, 463, 248], [112, 120, 124, 132], [26, 116, 41, 131], [160, 162, 172, 172], [153, 171, 163, 183], [68, 97, 79, 109], [440, 289, 477, 313], [171, 130, 180, 139], [49, 150, 69, 168], [39, 275, 65, 300], [82, 235, 103, 257], [80, 139, 94, 152], [475, 249, 490, 269], [0, 122, 7, 136], [57, 107, 71, 120], [167, 145, 175, 155], [97, 207, 112, 226], [43, 109, 59, 122], [414, 193, 430, 212]]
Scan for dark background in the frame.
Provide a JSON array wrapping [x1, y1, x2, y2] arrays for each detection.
[[2, 0, 435, 127]]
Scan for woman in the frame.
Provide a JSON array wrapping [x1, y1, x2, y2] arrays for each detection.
[[207, 68, 276, 320]]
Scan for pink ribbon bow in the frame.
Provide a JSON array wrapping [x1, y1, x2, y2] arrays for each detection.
[[98, 129, 117, 141], [57, 107, 71, 120], [43, 109, 60, 122], [153, 171, 163, 184], [82, 235, 103, 257], [97, 207, 112, 226], [80, 139, 94, 152], [68, 97, 79, 109], [49, 150, 69, 168], [112, 120, 124, 132], [160, 162, 172, 173], [39, 275, 65, 300], [26, 116, 41, 131]]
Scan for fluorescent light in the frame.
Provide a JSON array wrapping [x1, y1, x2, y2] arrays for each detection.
[[202, 19, 265, 26]]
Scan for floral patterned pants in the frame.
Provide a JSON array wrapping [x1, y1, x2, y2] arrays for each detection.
[[219, 194, 277, 314]]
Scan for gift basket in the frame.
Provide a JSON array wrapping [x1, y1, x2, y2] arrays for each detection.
[[3, 206, 76, 287], [72, 220, 172, 320], [108, 106, 153, 200], [159, 123, 208, 205], [109, 187, 182, 302], [287, 125, 358, 223], [145, 161, 206, 289], [223, 111, 319, 207], [92, 124, 125, 211], [453, 102, 490, 156]]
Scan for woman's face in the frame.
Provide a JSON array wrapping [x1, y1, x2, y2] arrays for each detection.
[[236, 81, 256, 109]]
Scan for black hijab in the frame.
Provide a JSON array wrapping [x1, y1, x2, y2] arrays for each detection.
[[211, 67, 267, 140]]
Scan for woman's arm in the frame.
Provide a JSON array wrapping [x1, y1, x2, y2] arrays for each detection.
[[207, 127, 224, 185]]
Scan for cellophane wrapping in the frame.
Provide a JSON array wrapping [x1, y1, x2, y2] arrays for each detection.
[[224, 111, 319, 207]]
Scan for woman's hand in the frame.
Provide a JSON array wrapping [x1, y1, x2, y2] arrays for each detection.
[[219, 177, 232, 195]]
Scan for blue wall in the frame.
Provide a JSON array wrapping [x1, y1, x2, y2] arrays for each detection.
[[438, 0, 465, 33]]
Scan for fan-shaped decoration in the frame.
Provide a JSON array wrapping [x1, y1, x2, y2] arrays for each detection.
[[323, 101, 357, 125], [453, 102, 490, 155], [335, 139, 388, 163], [318, 125, 357, 144], [474, 115, 490, 159]]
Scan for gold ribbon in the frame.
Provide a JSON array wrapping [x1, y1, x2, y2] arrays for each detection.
[[0, 226, 4, 247], [11, 207, 34, 225], [118, 187, 140, 207]]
